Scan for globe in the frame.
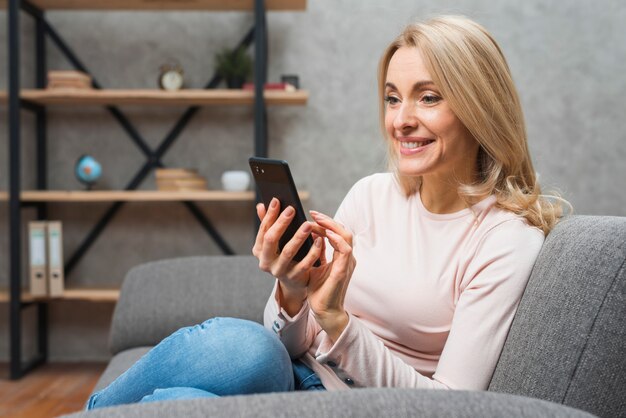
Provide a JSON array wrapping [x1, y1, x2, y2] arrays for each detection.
[[75, 154, 102, 189]]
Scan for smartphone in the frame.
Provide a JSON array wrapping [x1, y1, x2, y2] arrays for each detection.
[[249, 157, 318, 265]]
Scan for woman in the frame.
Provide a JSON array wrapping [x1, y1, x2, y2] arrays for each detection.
[[87, 15, 564, 409]]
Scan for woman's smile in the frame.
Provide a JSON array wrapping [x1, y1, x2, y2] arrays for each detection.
[[398, 137, 436, 155]]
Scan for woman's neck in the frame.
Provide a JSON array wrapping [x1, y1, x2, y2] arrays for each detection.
[[419, 173, 474, 214]]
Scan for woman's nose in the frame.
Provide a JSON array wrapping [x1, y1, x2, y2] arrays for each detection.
[[393, 101, 418, 131]]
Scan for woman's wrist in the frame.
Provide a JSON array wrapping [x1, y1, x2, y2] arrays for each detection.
[[278, 282, 307, 317], [315, 310, 350, 343]]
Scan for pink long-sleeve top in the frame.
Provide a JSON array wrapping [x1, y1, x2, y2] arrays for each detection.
[[264, 173, 544, 391]]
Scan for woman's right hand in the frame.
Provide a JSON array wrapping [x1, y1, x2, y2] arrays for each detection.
[[252, 197, 325, 316]]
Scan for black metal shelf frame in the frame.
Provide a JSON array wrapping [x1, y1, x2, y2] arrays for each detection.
[[7, 0, 270, 379]]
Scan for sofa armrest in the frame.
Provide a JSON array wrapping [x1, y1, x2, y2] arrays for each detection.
[[109, 255, 273, 355], [63, 388, 596, 418], [489, 215, 626, 418]]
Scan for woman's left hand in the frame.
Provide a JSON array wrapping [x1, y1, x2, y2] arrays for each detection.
[[307, 210, 356, 343]]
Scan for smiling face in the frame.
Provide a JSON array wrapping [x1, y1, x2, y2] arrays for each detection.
[[384, 47, 479, 185]]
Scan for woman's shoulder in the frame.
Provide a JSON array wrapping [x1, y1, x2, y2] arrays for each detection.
[[479, 205, 545, 247]]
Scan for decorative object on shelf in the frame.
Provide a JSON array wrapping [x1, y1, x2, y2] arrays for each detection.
[[74, 154, 102, 190], [281, 74, 300, 89], [221, 170, 250, 192], [243, 82, 297, 92], [158, 61, 185, 91], [215, 46, 253, 89], [47, 70, 92, 89], [155, 168, 207, 191]]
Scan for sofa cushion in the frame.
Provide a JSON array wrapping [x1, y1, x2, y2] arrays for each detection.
[[64, 388, 595, 418], [489, 215, 626, 418], [109, 256, 273, 354]]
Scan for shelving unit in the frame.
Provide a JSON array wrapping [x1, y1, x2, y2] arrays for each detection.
[[0, 288, 120, 303], [0, 190, 310, 202], [0, 0, 306, 10], [0, 88, 308, 106], [4, 0, 307, 379]]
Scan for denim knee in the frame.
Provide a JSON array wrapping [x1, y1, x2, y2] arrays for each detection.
[[86, 316, 295, 411], [165, 317, 294, 395]]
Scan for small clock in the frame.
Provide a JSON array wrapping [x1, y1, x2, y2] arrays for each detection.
[[158, 62, 184, 91]]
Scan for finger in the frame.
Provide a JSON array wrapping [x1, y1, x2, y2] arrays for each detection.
[[272, 221, 313, 277], [325, 230, 354, 288], [325, 229, 352, 255], [308, 222, 327, 237], [256, 203, 267, 222], [286, 235, 324, 281], [310, 210, 352, 245], [260, 205, 296, 266], [257, 198, 280, 241], [253, 198, 280, 257], [260, 198, 280, 231], [252, 204, 265, 257], [311, 232, 327, 265]]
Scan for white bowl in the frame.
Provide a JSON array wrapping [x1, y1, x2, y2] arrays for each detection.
[[221, 170, 250, 192]]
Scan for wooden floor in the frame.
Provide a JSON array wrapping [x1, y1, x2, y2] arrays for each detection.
[[0, 363, 106, 418]]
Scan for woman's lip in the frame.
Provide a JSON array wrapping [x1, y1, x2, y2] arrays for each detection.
[[397, 137, 436, 155]]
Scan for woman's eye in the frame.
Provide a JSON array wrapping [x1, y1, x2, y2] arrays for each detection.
[[421, 94, 441, 105], [384, 95, 400, 106]]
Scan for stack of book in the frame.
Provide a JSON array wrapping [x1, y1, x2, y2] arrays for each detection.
[[242, 82, 297, 92], [155, 168, 207, 191], [47, 70, 93, 89]]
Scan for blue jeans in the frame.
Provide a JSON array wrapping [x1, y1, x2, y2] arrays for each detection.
[[87, 317, 324, 410]]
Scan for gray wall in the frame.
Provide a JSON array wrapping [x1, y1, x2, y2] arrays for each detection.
[[0, 0, 625, 361]]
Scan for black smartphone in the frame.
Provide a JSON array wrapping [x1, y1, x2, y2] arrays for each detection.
[[249, 157, 318, 265]]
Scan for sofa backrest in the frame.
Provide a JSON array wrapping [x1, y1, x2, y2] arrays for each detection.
[[489, 215, 626, 418], [109, 255, 274, 354]]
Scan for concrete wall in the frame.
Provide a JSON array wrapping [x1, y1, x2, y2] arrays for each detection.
[[1, 0, 625, 361]]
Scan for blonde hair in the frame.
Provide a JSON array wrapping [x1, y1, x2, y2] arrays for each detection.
[[378, 15, 567, 234]]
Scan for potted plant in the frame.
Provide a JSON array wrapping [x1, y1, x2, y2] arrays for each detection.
[[215, 46, 253, 89]]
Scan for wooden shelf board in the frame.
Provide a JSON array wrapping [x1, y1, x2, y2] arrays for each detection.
[[0, 0, 306, 11], [0, 190, 310, 202], [0, 89, 308, 106], [0, 288, 120, 303]]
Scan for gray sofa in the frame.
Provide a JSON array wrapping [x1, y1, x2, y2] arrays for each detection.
[[66, 215, 625, 418]]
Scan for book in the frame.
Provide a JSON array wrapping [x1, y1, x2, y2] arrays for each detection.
[[46, 221, 64, 297], [155, 168, 207, 191], [47, 70, 92, 90], [154, 168, 199, 179], [156, 178, 208, 191], [28, 221, 48, 297], [242, 82, 297, 92]]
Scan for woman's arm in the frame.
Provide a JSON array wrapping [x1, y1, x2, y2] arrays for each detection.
[[254, 197, 327, 357], [263, 282, 323, 359]]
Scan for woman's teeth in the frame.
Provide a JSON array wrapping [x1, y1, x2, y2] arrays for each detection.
[[402, 140, 434, 149]]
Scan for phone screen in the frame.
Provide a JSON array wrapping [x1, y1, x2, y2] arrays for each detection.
[[249, 157, 317, 264]]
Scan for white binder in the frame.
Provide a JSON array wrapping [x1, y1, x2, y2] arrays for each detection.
[[28, 221, 48, 297], [46, 221, 64, 297]]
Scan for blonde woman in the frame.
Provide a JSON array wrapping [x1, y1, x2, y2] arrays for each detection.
[[87, 16, 564, 409], [256, 15, 564, 390]]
